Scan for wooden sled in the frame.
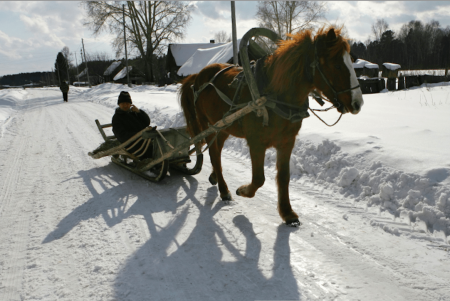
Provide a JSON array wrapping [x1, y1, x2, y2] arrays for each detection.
[[88, 120, 203, 182]]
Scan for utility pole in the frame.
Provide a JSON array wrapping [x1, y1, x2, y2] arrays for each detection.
[[74, 53, 80, 83], [231, 1, 238, 65], [82, 38, 92, 88], [123, 4, 131, 87]]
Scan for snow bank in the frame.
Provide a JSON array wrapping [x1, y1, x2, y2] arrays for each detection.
[[224, 136, 450, 234], [0, 88, 23, 137]]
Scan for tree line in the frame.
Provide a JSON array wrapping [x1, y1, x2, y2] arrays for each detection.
[[4, 2, 450, 87], [0, 72, 54, 87], [351, 19, 450, 70]]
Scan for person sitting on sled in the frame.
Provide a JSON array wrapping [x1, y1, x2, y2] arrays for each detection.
[[112, 91, 153, 159]]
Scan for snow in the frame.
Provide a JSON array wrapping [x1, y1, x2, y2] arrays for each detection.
[[383, 62, 401, 70], [400, 69, 448, 76], [353, 59, 379, 69], [177, 40, 241, 76], [1, 81, 450, 300], [104, 61, 122, 76], [169, 43, 225, 66], [73, 82, 89, 86], [113, 66, 132, 81]]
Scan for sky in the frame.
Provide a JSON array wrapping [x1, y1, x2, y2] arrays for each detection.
[[1, 1, 450, 77]]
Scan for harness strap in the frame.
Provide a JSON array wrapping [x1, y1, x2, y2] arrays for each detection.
[[192, 65, 235, 106]]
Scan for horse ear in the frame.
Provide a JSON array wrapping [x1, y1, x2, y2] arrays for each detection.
[[327, 28, 337, 41]]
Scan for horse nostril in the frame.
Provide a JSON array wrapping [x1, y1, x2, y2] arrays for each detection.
[[353, 102, 360, 111]]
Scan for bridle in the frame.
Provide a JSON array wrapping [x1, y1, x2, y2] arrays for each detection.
[[309, 41, 360, 126], [309, 42, 360, 111]]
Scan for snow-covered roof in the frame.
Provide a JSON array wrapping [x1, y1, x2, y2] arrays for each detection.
[[170, 43, 225, 66], [353, 59, 379, 69], [104, 61, 122, 76], [77, 68, 88, 78], [383, 62, 401, 71], [177, 40, 241, 76], [113, 66, 132, 81]]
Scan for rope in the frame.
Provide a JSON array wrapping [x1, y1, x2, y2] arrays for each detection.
[[308, 108, 343, 127]]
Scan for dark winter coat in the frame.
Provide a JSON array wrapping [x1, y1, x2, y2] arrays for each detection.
[[60, 82, 69, 93], [112, 108, 152, 157]]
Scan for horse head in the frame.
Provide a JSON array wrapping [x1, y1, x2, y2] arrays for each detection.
[[312, 27, 364, 114]]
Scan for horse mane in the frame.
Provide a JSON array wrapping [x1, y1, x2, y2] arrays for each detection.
[[265, 25, 349, 95], [314, 26, 350, 59]]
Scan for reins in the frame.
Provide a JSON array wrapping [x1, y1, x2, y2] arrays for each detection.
[[309, 107, 343, 127]]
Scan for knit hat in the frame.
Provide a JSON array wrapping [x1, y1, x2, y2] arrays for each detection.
[[118, 91, 132, 104]]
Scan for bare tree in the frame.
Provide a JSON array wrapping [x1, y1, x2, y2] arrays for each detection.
[[371, 18, 389, 41], [83, 1, 192, 82], [85, 51, 112, 62], [255, 1, 327, 39], [214, 30, 231, 43]]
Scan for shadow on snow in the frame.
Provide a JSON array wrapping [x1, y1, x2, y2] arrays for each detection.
[[43, 163, 301, 300]]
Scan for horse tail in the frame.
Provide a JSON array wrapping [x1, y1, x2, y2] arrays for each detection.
[[179, 74, 203, 140]]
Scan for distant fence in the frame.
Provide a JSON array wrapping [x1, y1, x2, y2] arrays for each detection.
[[357, 69, 449, 94]]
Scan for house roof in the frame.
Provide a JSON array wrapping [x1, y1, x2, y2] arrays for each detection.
[[113, 66, 133, 81], [169, 43, 224, 67], [104, 61, 122, 76], [77, 68, 88, 78], [177, 40, 240, 76], [176, 38, 268, 77]]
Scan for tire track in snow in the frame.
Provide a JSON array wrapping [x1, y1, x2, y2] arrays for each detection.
[[41, 100, 145, 298], [0, 105, 35, 301], [0, 107, 29, 218]]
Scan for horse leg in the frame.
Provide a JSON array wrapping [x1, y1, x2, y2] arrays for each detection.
[[236, 141, 265, 198], [208, 131, 232, 200], [276, 141, 300, 226]]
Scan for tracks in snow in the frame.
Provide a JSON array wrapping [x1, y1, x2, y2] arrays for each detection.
[[1, 89, 449, 301]]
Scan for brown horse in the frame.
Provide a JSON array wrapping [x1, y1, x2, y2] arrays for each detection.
[[179, 26, 363, 225]]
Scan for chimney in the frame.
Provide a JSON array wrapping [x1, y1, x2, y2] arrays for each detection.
[[210, 40, 215, 43]]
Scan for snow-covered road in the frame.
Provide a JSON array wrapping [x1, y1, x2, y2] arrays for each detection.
[[0, 86, 449, 300]]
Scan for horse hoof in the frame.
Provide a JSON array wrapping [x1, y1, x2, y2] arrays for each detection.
[[285, 218, 301, 227], [236, 188, 241, 196], [209, 174, 217, 185], [221, 193, 233, 201]]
